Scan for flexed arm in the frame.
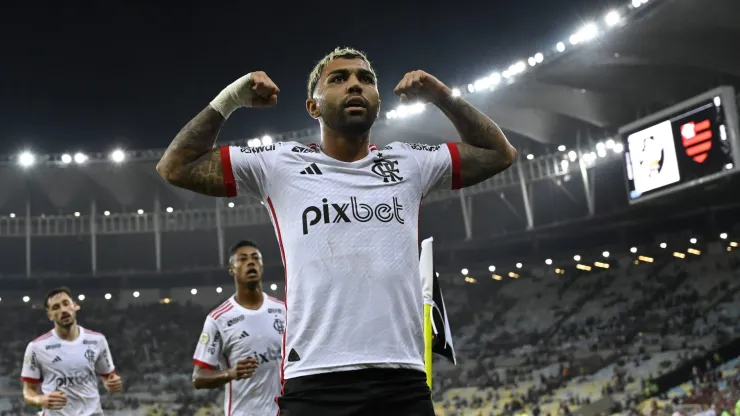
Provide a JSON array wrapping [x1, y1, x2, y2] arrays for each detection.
[[156, 72, 280, 197]]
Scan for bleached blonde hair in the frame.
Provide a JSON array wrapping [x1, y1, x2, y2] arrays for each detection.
[[307, 47, 375, 99]]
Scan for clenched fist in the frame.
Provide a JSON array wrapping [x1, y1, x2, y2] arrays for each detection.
[[228, 357, 259, 380], [42, 391, 67, 410], [103, 373, 123, 392], [394, 70, 452, 105], [210, 71, 280, 118]]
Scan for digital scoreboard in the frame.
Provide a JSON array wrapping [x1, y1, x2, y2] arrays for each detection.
[[620, 86, 740, 204]]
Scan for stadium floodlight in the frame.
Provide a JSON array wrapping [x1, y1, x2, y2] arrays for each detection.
[[397, 103, 425, 118], [9, 213, 15, 218], [467, 84, 475, 93], [474, 77, 492, 92], [270, 283, 278, 291], [104, 293, 112, 300], [74, 152, 88, 164], [526, 154, 534, 160], [488, 265, 496, 272], [556, 42, 566, 52], [190, 288, 197, 295], [451, 88, 461, 97], [18, 151, 35, 167], [528, 57, 537, 67], [597, 147, 607, 158], [660, 242, 667, 248], [228, 202, 235, 208], [460, 268, 469, 275], [630, 247, 638, 253], [605, 10, 621, 27], [558, 145, 566, 151], [568, 151, 577, 162], [110, 149, 125, 163], [631, 0, 641, 7], [248, 138, 261, 147], [137, 209, 144, 215], [725, 163, 734, 170], [720, 233, 728, 239], [515, 262, 522, 269], [103, 211, 110, 216], [166, 207, 173, 213], [534, 53, 544, 63], [605, 139, 615, 149], [216, 287, 223, 293], [78, 294, 85, 301], [613, 143, 624, 153], [573, 255, 581, 261], [61, 153, 72, 164], [545, 259, 552, 265], [261, 135, 273, 146], [602, 251, 610, 258], [133, 291, 140, 298], [560, 160, 569, 171], [23, 296, 30, 303], [570, 23, 599, 45], [490, 73, 501, 85], [74, 212, 80, 217], [690, 238, 697, 244]]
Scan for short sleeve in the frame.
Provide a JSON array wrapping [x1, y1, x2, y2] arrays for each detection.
[[95, 337, 116, 376], [192, 317, 222, 370], [21, 343, 41, 383], [220, 143, 282, 200], [396, 142, 462, 196]]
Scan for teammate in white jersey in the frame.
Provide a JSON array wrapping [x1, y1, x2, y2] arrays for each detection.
[[157, 47, 516, 415], [21, 287, 123, 416], [192, 239, 286, 416]]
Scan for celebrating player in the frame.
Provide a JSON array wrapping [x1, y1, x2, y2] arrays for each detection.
[[21, 287, 122, 415], [192, 240, 285, 415], [157, 47, 515, 414]]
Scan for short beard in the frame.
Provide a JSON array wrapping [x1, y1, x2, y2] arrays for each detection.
[[323, 103, 376, 139], [246, 281, 260, 291]]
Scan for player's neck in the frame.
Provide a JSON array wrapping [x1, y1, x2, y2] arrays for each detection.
[[54, 323, 80, 341], [320, 126, 370, 163], [234, 286, 263, 310]]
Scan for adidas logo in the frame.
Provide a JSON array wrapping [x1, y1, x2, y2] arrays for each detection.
[[239, 331, 249, 339], [52, 356, 62, 363], [287, 349, 301, 362], [299, 163, 322, 175]]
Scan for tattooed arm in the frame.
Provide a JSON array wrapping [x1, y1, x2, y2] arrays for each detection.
[[156, 106, 228, 197], [435, 96, 517, 187]]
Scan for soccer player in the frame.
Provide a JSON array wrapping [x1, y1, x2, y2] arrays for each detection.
[[157, 47, 516, 415], [192, 240, 285, 416], [21, 287, 122, 415]]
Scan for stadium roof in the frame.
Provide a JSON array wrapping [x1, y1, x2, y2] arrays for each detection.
[[0, 0, 738, 216]]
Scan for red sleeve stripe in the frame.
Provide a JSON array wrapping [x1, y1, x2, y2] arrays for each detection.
[[193, 359, 217, 370], [267, 295, 284, 305], [85, 329, 102, 335], [21, 377, 41, 383], [32, 332, 53, 343], [219, 145, 237, 198], [212, 305, 233, 320], [209, 300, 232, 318], [446, 142, 462, 190], [99, 370, 116, 377]]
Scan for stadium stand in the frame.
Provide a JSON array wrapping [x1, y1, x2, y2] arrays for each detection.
[[2, 0, 740, 415]]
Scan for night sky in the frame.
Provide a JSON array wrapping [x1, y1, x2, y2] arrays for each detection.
[[0, 0, 622, 155]]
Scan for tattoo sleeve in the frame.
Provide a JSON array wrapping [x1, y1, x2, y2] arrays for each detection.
[[156, 106, 228, 197], [435, 96, 517, 187]]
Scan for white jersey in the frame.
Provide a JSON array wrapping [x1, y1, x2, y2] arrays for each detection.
[[21, 327, 115, 416], [220, 140, 461, 379], [193, 294, 286, 416]]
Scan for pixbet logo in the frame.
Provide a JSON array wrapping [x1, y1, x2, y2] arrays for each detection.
[[301, 197, 404, 235]]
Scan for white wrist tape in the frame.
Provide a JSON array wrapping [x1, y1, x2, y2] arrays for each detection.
[[209, 73, 255, 119]]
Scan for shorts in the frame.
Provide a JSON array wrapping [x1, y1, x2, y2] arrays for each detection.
[[277, 368, 435, 416]]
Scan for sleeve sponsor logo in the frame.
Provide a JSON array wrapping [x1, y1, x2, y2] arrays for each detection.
[[83, 339, 98, 345], [291, 146, 317, 153], [226, 315, 245, 327], [409, 143, 441, 152], [268, 308, 283, 314], [239, 145, 275, 154], [45, 343, 61, 350], [199, 333, 209, 345], [207, 331, 221, 355]]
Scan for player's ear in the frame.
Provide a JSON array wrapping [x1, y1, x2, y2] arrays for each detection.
[[306, 98, 321, 119], [73, 303, 81, 311]]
